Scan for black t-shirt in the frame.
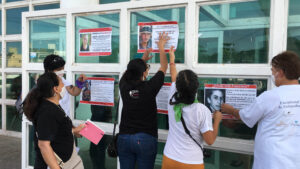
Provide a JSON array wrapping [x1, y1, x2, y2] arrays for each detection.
[[119, 71, 165, 137], [33, 99, 74, 169]]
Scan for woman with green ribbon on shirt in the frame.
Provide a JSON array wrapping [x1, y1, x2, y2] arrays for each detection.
[[161, 46, 222, 169]]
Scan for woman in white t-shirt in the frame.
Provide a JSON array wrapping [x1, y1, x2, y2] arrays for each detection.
[[161, 47, 222, 169]]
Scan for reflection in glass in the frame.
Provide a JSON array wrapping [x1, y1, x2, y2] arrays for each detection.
[[6, 0, 23, 2], [287, 0, 300, 57], [0, 74, 2, 98], [197, 77, 267, 140], [6, 7, 28, 34], [6, 74, 22, 100], [29, 125, 35, 166], [29, 17, 66, 63], [6, 42, 22, 68], [0, 11, 2, 35], [204, 149, 253, 169], [0, 106, 2, 129], [29, 73, 40, 89], [0, 43, 2, 69], [130, 8, 185, 63], [99, 0, 129, 4], [75, 13, 119, 63], [6, 105, 22, 132], [34, 3, 60, 11], [76, 135, 117, 169], [199, 0, 270, 63], [74, 75, 119, 123]]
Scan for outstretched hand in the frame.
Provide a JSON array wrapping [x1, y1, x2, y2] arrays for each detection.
[[142, 48, 153, 62], [169, 46, 175, 63], [156, 32, 170, 50]]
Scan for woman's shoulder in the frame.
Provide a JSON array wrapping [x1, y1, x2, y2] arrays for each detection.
[[192, 102, 211, 114]]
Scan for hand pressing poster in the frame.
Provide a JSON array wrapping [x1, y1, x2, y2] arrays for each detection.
[[204, 84, 257, 119], [156, 83, 172, 114], [79, 27, 112, 56], [80, 77, 115, 106], [137, 21, 179, 53]]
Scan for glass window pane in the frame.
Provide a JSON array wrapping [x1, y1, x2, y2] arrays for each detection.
[[0, 43, 2, 68], [0, 10, 2, 35], [6, 0, 24, 2], [287, 0, 300, 57], [154, 142, 165, 169], [199, 0, 270, 63], [0, 106, 2, 129], [75, 13, 119, 63], [6, 7, 29, 35], [74, 74, 119, 123], [6, 42, 22, 68], [6, 105, 22, 132], [6, 74, 21, 100], [76, 135, 117, 169], [28, 125, 35, 166], [29, 17, 66, 63], [130, 8, 185, 63], [100, 0, 128, 4], [197, 77, 267, 140], [29, 73, 40, 89], [204, 149, 253, 169], [0, 74, 2, 98], [34, 3, 60, 11]]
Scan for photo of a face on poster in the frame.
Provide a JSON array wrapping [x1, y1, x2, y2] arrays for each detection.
[[82, 80, 92, 101], [204, 88, 226, 113], [80, 33, 91, 52], [138, 25, 152, 50]]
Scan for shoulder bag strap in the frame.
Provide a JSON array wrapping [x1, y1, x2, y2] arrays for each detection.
[[180, 115, 204, 152]]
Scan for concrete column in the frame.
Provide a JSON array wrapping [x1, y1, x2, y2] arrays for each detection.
[[61, 0, 98, 9]]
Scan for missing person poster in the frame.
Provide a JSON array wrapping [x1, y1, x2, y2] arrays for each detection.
[[204, 84, 257, 119], [137, 21, 179, 53], [80, 77, 115, 106], [156, 83, 172, 114], [79, 27, 112, 56]]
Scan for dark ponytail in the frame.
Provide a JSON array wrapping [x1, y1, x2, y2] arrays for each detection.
[[170, 69, 199, 105], [122, 58, 147, 85], [23, 72, 59, 121]]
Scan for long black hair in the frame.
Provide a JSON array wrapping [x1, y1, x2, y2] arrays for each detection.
[[170, 69, 199, 105], [122, 58, 147, 85], [23, 72, 59, 121]]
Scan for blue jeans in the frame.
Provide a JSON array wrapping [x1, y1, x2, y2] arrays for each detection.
[[117, 132, 158, 169]]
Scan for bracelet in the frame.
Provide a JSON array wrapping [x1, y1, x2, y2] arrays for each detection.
[[170, 63, 175, 66], [75, 80, 84, 89]]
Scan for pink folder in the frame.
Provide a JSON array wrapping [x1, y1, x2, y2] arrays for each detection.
[[79, 120, 105, 145]]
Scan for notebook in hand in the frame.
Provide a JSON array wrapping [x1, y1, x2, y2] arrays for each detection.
[[79, 120, 105, 145]]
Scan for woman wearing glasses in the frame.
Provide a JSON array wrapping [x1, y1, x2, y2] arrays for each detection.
[[118, 33, 169, 169]]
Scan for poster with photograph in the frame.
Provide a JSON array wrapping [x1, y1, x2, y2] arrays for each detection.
[[79, 27, 112, 56], [137, 21, 179, 53], [156, 83, 172, 114], [80, 77, 115, 106], [204, 84, 257, 119]]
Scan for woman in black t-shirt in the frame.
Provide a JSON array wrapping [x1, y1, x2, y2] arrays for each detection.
[[118, 33, 169, 169], [23, 72, 85, 169]]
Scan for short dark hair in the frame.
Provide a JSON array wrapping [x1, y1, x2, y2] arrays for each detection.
[[43, 54, 65, 72], [271, 51, 300, 80]]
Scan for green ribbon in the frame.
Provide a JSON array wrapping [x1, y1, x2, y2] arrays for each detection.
[[174, 99, 199, 122]]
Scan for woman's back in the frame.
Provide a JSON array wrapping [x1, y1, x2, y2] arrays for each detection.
[[164, 83, 213, 164], [119, 71, 164, 137]]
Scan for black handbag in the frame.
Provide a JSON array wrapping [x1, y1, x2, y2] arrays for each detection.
[[180, 115, 211, 158], [107, 98, 120, 158]]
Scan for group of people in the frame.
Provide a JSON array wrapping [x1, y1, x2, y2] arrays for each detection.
[[22, 31, 300, 169]]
